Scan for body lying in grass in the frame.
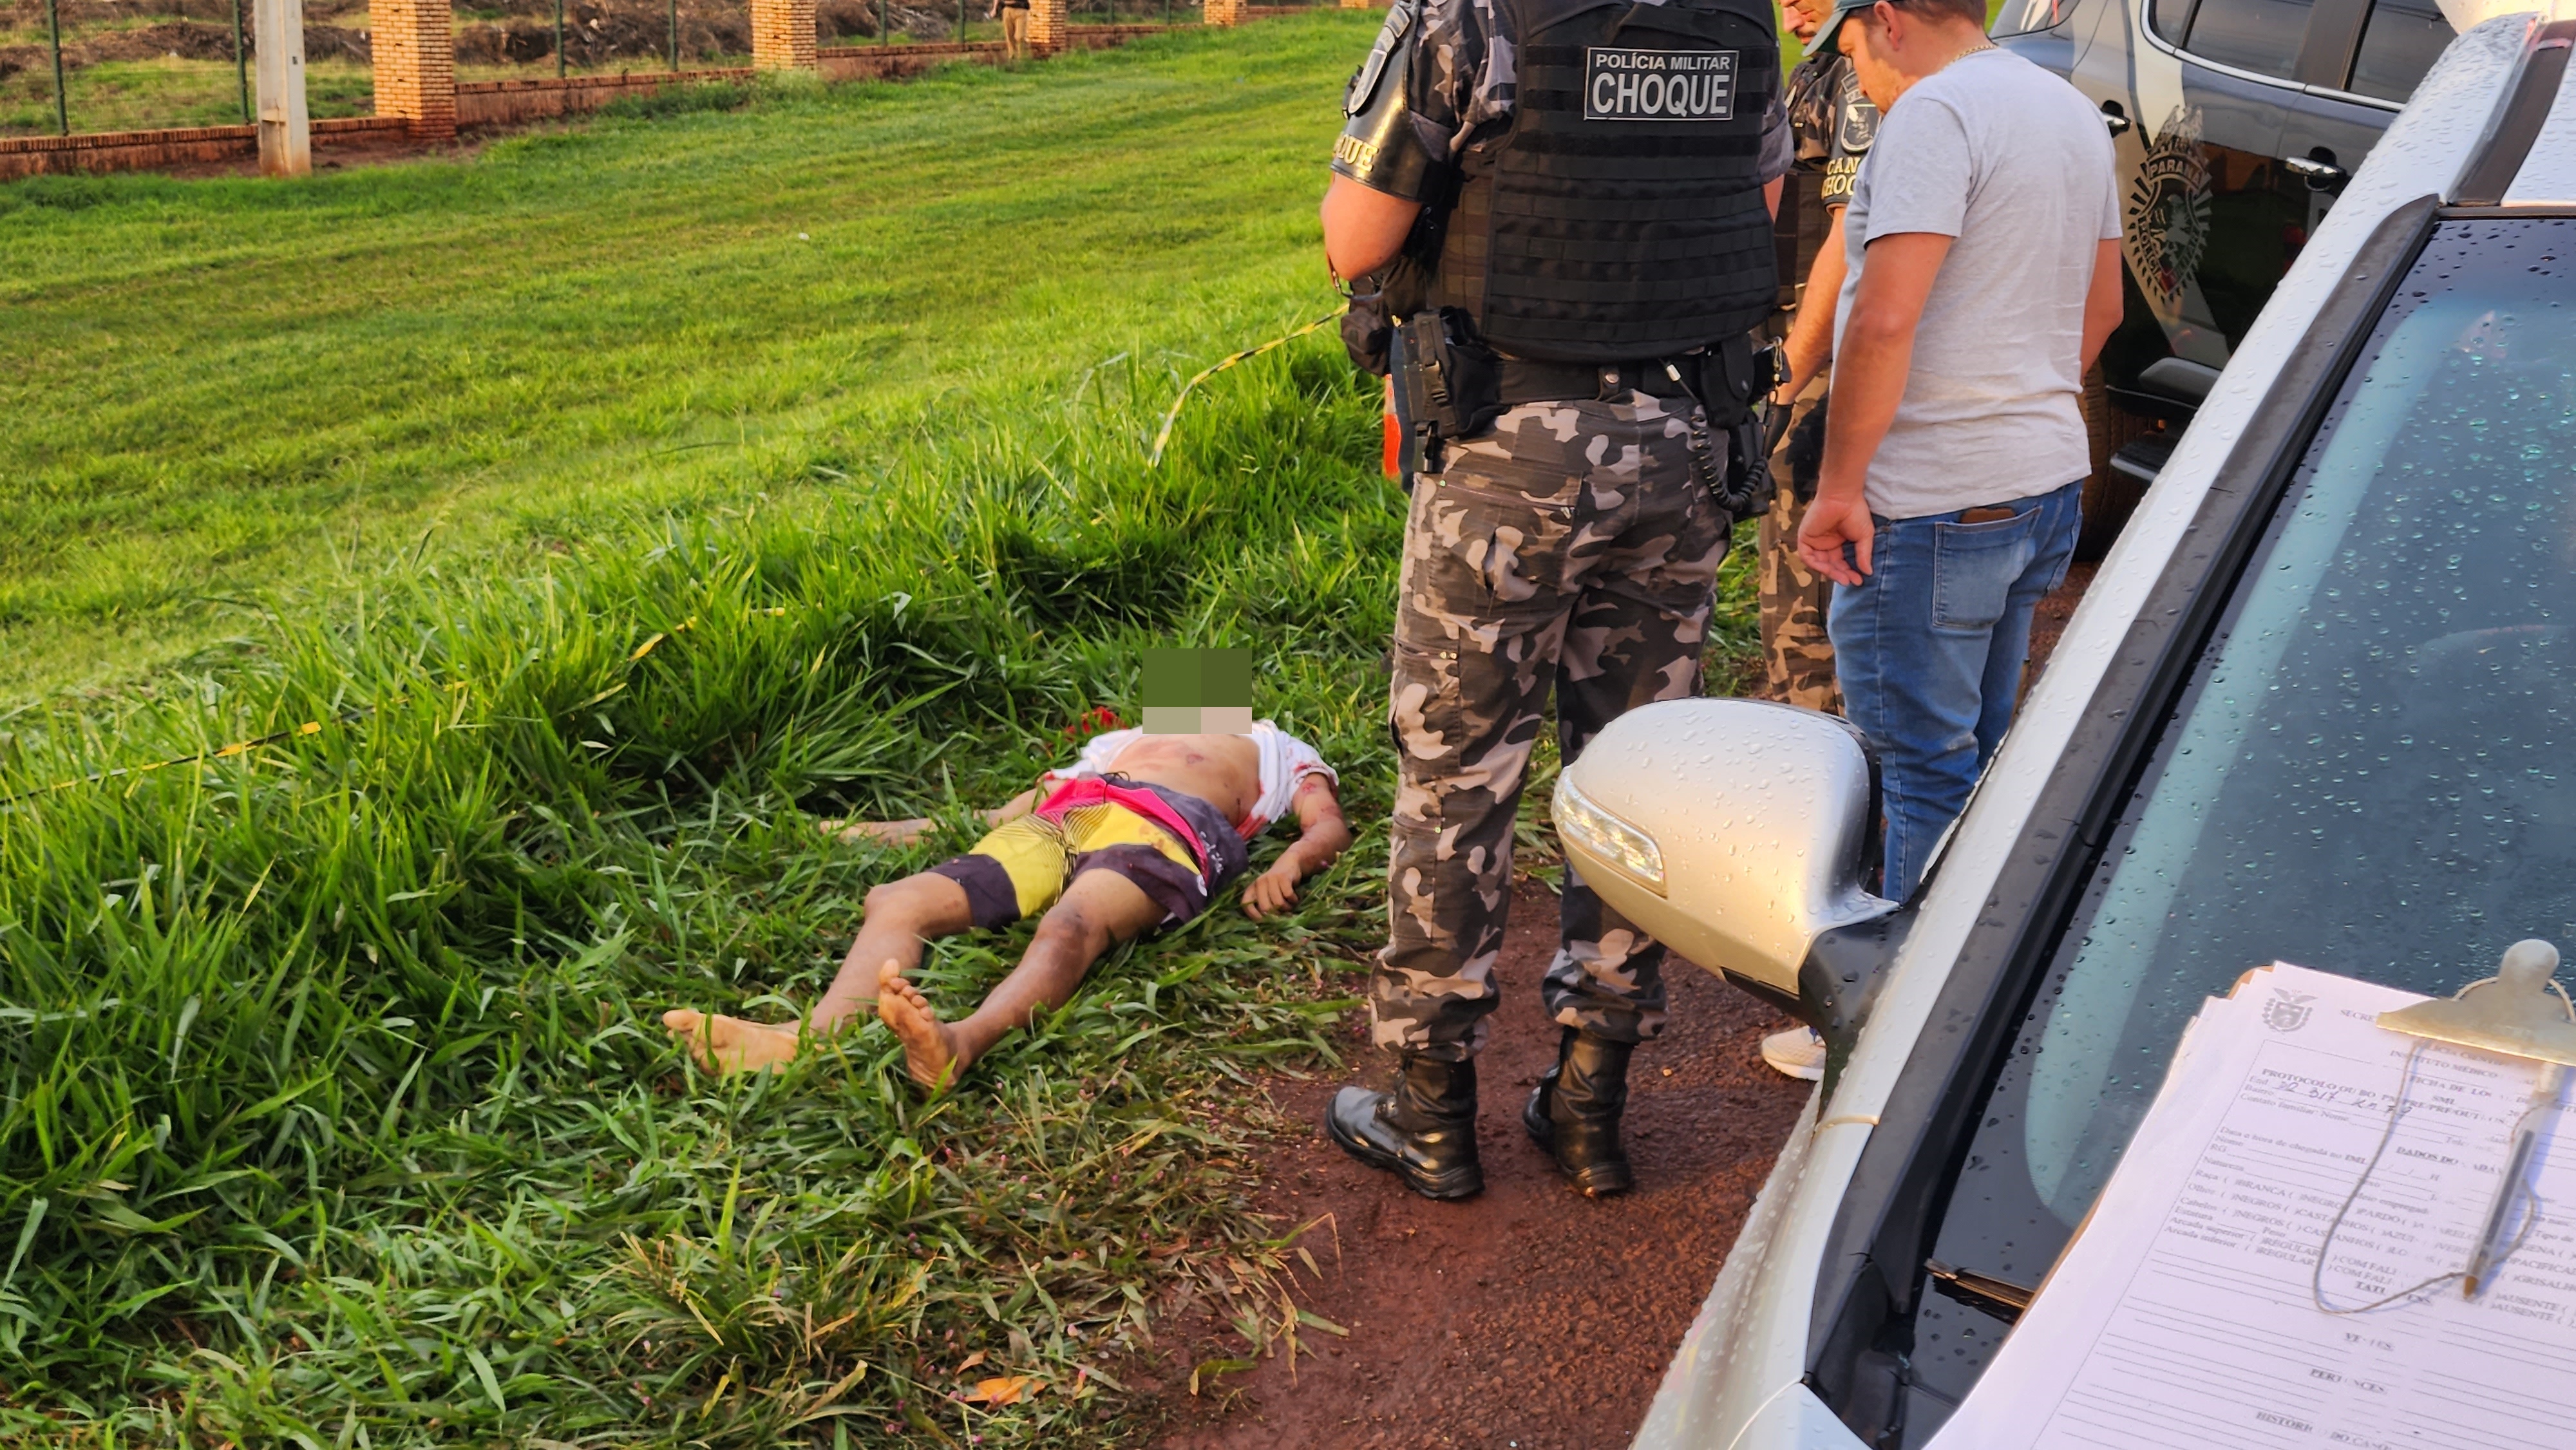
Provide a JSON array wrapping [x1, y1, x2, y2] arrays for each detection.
[[666, 722, 1351, 1085]]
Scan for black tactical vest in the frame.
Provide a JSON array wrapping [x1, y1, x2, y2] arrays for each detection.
[[1433, 0, 1781, 364]]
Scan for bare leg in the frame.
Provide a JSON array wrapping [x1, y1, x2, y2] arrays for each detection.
[[665, 872, 972, 1073], [876, 869, 1166, 1088], [815, 874, 974, 1030]]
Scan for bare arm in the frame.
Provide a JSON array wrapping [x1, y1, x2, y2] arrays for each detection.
[[2081, 237, 2123, 375], [1243, 775, 1354, 920], [984, 786, 1042, 827], [1796, 230, 1955, 587], [1777, 207, 1850, 402], [1322, 175, 1423, 283], [827, 786, 1042, 847]]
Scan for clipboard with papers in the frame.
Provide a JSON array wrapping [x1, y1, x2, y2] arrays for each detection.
[[1925, 946, 2576, 1450]]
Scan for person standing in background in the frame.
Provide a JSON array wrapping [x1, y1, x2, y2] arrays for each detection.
[[991, 0, 1031, 61], [1797, 0, 2123, 899], [1756, 0, 1879, 1083]]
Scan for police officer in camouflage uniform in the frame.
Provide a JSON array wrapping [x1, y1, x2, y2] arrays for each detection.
[[1318, 0, 1793, 1200], [1759, 0, 1878, 719]]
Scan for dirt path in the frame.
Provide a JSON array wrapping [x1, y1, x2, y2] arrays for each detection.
[[1149, 563, 2099, 1449], [1151, 885, 1812, 1450]]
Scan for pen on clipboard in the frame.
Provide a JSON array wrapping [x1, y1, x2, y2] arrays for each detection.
[[2373, 940, 2576, 1299], [2464, 1060, 2564, 1297]]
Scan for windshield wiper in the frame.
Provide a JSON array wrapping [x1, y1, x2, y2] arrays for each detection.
[[1923, 1258, 2034, 1323]]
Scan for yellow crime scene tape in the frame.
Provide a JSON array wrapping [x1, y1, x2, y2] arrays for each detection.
[[1146, 312, 1341, 467], [12, 310, 1345, 804]]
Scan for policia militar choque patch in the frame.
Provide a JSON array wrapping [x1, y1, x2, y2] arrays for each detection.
[[1583, 48, 1739, 121]]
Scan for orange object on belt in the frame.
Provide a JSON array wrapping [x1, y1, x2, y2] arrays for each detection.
[[1382, 379, 1402, 478]]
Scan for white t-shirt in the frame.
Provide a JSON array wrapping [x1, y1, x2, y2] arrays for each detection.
[[1048, 721, 1337, 839], [1833, 48, 2121, 520]]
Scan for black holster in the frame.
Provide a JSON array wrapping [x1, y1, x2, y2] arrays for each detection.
[[1698, 337, 1786, 520], [1393, 308, 1502, 476]]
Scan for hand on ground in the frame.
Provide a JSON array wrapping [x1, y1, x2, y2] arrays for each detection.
[[823, 817, 936, 847], [1796, 493, 1875, 587], [1242, 863, 1302, 920], [663, 1008, 804, 1074], [875, 959, 965, 1089]]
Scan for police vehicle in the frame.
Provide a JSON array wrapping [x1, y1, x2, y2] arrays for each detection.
[[1994, 0, 2461, 554], [1550, 14, 2576, 1447]]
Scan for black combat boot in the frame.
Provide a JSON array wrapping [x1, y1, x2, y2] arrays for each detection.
[[1523, 1028, 1635, 1197], [1325, 1054, 1484, 1200]]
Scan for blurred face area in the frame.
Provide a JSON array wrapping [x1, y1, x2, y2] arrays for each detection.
[[1785, 0, 1823, 43], [1839, 5, 1908, 111]]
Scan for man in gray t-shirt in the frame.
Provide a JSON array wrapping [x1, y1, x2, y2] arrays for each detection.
[[1794, 0, 2122, 897]]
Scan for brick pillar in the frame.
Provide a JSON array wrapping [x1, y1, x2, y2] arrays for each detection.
[[752, 0, 818, 70], [1204, 0, 1242, 23], [1339, 0, 1375, 9], [1028, 0, 1066, 52], [369, 0, 455, 142]]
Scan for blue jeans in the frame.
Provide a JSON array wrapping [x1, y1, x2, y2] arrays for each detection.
[[1828, 480, 2081, 898]]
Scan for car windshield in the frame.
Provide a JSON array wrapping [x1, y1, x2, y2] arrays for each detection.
[[1907, 218, 2576, 1439]]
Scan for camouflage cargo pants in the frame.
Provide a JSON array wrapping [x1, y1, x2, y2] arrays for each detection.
[[1757, 375, 1841, 715], [1373, 391, 1734, 1061]]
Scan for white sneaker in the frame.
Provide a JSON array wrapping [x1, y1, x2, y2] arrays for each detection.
[[1760, 1026, 1826, 1082]]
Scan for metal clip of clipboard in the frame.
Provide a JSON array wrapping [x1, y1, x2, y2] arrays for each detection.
[[2374, 938, 2576, 1296]]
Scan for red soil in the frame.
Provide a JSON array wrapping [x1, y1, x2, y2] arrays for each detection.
[[1150, 885, 1812, 1450]]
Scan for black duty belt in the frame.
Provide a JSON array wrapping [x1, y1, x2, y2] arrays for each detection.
[[1495, 355, 1701, 407]]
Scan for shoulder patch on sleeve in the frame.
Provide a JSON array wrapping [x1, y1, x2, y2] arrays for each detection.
[[1347, 0, 1421, 117], [1833, 66, 1879, 155]]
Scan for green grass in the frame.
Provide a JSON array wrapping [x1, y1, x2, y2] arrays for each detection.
[[1, 21, 1350, 702], [0, 15, 1761, 1444]]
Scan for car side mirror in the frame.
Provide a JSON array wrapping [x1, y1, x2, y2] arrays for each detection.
[[1553, 698, 1897, 1019]]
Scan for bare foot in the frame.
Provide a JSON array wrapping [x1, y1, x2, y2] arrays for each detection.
[[874, 959, 967, 1089], [822, 817, 935, 847], [662, 1008, 804, 1074]]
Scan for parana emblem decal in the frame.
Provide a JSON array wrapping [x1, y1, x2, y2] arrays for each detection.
[[2263, 990, 2315, 1034], [1584, 48, 1739, 122], [2123, 106, 2211, 314]]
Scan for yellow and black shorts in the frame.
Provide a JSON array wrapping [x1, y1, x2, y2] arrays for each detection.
[[930, 793, 1217, 930]]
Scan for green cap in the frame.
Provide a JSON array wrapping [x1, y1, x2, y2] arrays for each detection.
[[1810, 0, 1875, 56]]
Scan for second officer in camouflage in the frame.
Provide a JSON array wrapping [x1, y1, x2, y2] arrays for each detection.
[[1760, 0, 1879, 717], [1319, 0, 1792, 1200]]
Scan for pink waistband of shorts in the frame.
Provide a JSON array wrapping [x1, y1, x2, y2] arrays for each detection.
[[1035, 776, 1209, 877]]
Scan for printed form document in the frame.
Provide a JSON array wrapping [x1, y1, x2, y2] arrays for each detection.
[[1927, 963, 2576, 1450]]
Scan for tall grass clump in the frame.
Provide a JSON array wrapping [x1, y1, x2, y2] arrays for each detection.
[[0, 339, 1425, 1446]]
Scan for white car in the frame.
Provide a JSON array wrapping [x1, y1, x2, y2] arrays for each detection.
[[1553, 13, 2576, 1448]]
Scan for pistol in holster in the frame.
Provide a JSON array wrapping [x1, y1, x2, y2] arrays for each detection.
[[1392, 309, 1502, 477]]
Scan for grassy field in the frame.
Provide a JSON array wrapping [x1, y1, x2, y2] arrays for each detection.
[[0, 14, 1759, 1444], [3, 17, 1358, 700]]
